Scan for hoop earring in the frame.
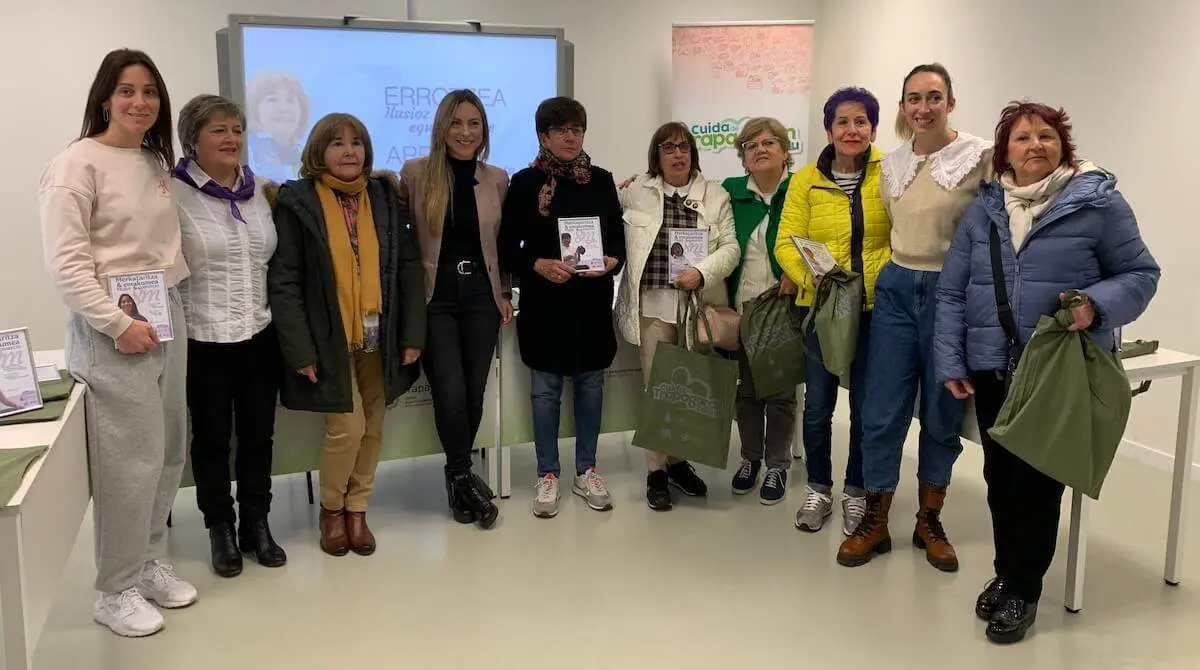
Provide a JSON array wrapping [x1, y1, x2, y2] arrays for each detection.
[[102, 108, 109, 123]]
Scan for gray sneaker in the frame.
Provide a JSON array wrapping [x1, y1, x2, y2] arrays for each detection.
[[532, 474, 560, 518], [841, 491, 867, 536], [794, 486, 833, 532], [573, 468, 613, 511]]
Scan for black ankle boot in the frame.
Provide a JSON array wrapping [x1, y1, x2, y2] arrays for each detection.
[[452, 472, 499, 529], [445, 470, 475, 524], [209, 522, 243, 578], [238, 517, 287, 568], [986, 597, 1037, 644]]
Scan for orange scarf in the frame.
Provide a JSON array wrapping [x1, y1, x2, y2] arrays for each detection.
[[315, 173, 382, 350]]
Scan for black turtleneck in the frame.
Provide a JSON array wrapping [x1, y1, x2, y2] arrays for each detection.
[[439, 155, 484, 265]]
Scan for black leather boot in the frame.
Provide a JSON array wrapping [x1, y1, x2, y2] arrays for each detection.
[[453, 472, 499, 529], [975, 577, 1009, 620], [445, 470, 475, 524], [986, 597, 1037, 644], [238, 517, 287, 568], [209, 522, 243, 578]]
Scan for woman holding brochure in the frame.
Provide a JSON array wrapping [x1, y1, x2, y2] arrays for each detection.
[[172, 94, 286, 578], [268, 113, 426, 556], [721, 116, 797, 506], [615, 121, 739, 511], [775, 88, 891, 535], [398, 89, 511, 530], [837, 64, 993, 572], [38, 49, 197, 638], [499, 96, 625, 519]]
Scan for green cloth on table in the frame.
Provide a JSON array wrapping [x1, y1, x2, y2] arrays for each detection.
[[0, 373, 75, 426], [1120, 339, 1159, 359], [0, 445, 48, 507]]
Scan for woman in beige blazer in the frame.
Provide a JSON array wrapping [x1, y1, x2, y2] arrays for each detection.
[[397, 89, 511, 530]]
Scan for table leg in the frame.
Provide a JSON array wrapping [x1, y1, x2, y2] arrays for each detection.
[[1166, 367, 1197, 585], [1064, 489, 1088, 613], [0, 512, 30, 670], [499, 447, 512, 499]]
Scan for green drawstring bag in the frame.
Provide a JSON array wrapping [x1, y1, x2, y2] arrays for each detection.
[[800, 267, 864, 382], [739, 287, 806, 398], [988, 292, 1133, 499], [632, 293, 740, 470]]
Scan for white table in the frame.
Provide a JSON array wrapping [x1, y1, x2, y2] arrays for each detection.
[[958, 348, 1200, 613], [0, 352, 89, 670]]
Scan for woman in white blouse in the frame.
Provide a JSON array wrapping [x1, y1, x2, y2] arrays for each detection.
[[172, 95, 285, 578]]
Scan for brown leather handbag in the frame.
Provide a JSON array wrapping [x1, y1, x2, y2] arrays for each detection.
[[689, 292, 741, 351]]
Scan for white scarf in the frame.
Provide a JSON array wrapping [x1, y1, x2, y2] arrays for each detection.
[[1000, 163, 1076, 251]]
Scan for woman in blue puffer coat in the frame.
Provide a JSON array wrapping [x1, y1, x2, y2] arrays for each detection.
[[934, 101, 1160, 645]]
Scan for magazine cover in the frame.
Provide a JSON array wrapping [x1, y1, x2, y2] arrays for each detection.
[[0, 327, 43, 419], [789, 235, 838, 277], [107, 270, 174, 343], [557, 216, 605, 271], [668, 228, 710, 282]]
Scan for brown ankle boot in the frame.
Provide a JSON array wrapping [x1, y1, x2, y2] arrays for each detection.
[[345, 511, 376, 556], [914, 483, 959, 572], [837, 491, 893, 567], [319, 507, 350, 557]]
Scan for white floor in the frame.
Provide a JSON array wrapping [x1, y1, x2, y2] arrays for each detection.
[[30, 423, 1200, 670]]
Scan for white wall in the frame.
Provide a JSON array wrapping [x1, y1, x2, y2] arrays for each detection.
[[814, 0, 1200, 464], [0, 0, 819, 352]]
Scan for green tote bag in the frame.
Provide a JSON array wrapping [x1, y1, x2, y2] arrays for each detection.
[[988, 292, 1133, 499], [739, 287, 806, 398], [800, 267, 864, 381], [632, 293, 740, 470]]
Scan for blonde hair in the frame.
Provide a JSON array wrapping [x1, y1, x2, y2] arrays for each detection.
[[894, 63, 955, 141], [246, 70, 310, 145], [422, 90, 491, 237], [734, 117, 794, 172], [299, 113, 373, 179]]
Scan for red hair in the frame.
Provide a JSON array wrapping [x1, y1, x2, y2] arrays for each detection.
[[992, 101, 1077, 175]]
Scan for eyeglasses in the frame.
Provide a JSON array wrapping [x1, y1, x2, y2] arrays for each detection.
[[549, 126, 585, 138], [741, 137, 783, 152], [658, 141, 691, 155]]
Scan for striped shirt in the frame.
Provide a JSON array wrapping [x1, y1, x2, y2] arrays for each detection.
[[832, 169, 863, 197]]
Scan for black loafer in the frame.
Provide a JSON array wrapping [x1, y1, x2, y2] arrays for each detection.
[[986, 597, 1037, 644], [975, 577, 1009, 620]]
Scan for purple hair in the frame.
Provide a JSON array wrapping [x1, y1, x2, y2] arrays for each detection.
[[822, 87, 881, 131]]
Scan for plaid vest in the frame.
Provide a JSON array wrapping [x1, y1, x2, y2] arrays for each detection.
[[640, 193, 699, 290]]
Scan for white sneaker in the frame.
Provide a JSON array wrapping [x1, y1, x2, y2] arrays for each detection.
[[136, 561, 198, 609], [573, 468, 613, 511], [794, 486, 833, 532], [841, 492, 868, 537], [532, 474, 561, 518], [93, 587, 164, 637]]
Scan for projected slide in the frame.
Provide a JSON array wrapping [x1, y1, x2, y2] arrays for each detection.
[[240, 25, 559, 182]]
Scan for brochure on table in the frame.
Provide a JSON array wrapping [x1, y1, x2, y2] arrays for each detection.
[[108, 269, 174, 344], [668, 228, 709, 282], [0, 327, 43, 419], [557, 216, 605, 271]]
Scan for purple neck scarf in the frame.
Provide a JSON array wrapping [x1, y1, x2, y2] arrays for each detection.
[[172, 157, 256, 223]]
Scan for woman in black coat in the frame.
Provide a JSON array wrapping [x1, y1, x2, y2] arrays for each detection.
[[268, 113, 425, 556], [499, 97, 625, 519]]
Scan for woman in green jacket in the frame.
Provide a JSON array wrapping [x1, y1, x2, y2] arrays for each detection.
[[722, 116, 797, 505]]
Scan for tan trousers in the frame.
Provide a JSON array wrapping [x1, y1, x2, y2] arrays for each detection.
[[638, 316, 683, 472], [321, 351, 386, 512]]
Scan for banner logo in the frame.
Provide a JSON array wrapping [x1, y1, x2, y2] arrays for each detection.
[[688, 118, 805, 156], [650, 367, 721, 417]]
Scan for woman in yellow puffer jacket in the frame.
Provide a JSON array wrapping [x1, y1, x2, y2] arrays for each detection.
[[775, 87, 891, 537]]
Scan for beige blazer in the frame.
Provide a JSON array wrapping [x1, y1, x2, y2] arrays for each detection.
[[398, 157, 511, 309]]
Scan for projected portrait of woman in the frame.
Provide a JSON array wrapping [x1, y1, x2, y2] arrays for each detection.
[[245, 70, 310, 182]]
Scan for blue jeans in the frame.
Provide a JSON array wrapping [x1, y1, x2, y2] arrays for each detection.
[[531, 369, 605, 477], [859, 262, 965, 492], [800, 308, 872, 494]]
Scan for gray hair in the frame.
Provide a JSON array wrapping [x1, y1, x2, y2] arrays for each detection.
[[177, 94, 246, 157]]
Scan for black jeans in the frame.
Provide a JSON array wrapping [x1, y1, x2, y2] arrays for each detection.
[[187, 326, 281, 528], [971, 371, 1067, 602], [424, 266, 501, 475]]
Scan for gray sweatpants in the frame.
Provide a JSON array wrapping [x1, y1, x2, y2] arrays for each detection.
[[67, 289, 187, 594]]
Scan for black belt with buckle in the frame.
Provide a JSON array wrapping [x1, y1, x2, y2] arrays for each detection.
[[454, 260, 478, 276]]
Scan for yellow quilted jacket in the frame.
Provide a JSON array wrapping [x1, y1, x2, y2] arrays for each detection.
[[775, 144, 891, 308]]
